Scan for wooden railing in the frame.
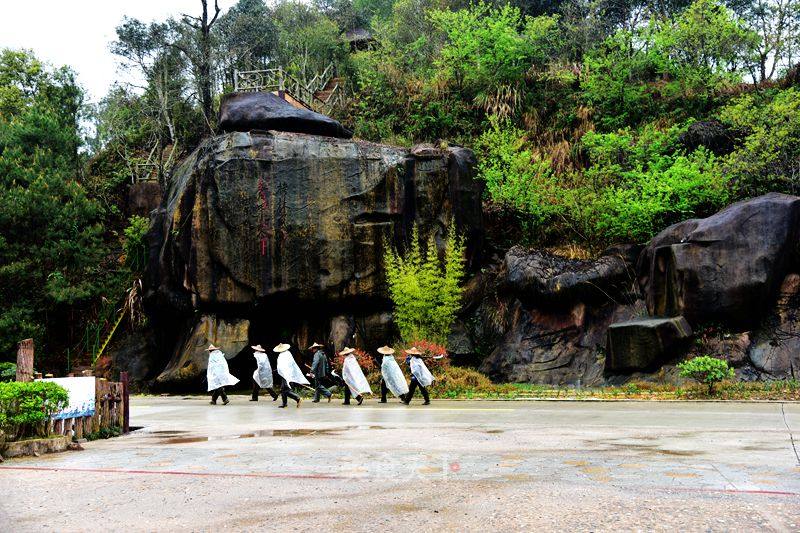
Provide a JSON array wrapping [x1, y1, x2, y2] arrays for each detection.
[[234, 64, 344, 115]]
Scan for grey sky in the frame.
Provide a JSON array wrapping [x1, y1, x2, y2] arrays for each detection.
[[0, 0, 239, 102]]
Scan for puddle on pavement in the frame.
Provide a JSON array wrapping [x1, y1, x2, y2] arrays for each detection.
[[585, 439, 703, 457], [156, 427, 364, 444], [658, 449, 700, 456]]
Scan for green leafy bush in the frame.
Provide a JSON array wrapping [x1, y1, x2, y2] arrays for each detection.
[[123, 215, 150, 273], [383, 225, 466, 343], [718, 87, 800, 197], [0, 362, 16, 382], [0, 381, 69, 440], [677, 355, 735, 394]]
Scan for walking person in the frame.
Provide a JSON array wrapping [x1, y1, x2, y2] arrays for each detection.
[[378, 346, 408, 403], [308, 342, 332, 403], [403, 347, 434, 405], [340, 347, 371, 405], [275, 342, 309, 408], [250, 345, 278, 401], [207, 344, 239, 405]]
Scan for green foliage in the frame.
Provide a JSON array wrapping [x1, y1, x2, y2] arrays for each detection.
[[475, 116, 567, 231], [123, 216, 150, 274], [430, 3, 559, 96], [582, 0, 757, 130], [0, 362, 16, 382], [0, 381, 69, 441], [677, 355, 735, 393], [718, 87, 800, 196], [0, 49, 117, 365], [384, 225, 466, 343], [476, 118, 729, 244], [585, 126, 730, 242]]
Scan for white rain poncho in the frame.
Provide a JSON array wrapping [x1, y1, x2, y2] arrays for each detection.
[[410, 356, 435, 387], [276, 350, 310, 386], [342, 354, 372, 396], [206, 350, 240, 391], [252, 352, 274, 389], [381, 355, 409, 397]]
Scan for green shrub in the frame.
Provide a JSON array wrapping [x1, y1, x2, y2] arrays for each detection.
[[0, 362, 16, 382], [677, 355, 734, 394], [718, 87, 800, 197], [123, 215, 150, 273], [0, 381, 69, 441], [383, 225, 466, 343]]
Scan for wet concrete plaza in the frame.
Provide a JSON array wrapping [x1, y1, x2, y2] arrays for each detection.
[[1, 396, 799, 531]]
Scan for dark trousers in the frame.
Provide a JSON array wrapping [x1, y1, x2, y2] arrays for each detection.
[[211, 387, 228, 403], [280, 377, 300, 406], [379, 379, 403, 403], [313, 377, 332, 402], [405, 376, 429, 404], [251, 381, 278, 401], [343, 386, 362, 405], [380, 379, 389, 402]]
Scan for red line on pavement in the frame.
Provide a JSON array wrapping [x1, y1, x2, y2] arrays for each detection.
[[661, 486, 799, 497], [0, 465, 345, 480]]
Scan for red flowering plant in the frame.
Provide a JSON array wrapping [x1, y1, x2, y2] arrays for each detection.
[[334, 348, 377, 373], [395, 339, 450, 373]]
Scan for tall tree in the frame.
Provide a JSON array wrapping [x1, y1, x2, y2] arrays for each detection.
[[175, 0, 222, 131]]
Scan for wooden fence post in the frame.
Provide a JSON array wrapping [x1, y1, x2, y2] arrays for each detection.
[[16, 339, 34, 382], [121, 372, 130, 433]]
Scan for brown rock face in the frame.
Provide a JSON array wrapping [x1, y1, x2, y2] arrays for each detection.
[[144, 130, 482, 389], [748, 273, 800, 379], [150, 131, 481, 308], [638, 193, 800, 328], [156, 315, 250, 388], [606, 316, 693, 371], [478, 247, 643, 385]]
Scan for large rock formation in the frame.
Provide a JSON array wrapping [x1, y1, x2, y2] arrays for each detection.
[[150, 131, 481, 309], [478, 246, 644, 385], [638, 193, 800, 328], [218, 92, 353, 138], [143, 106, 482, 388]]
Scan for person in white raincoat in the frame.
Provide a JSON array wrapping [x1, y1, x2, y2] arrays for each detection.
[[403, 347, 434, 405], [275, 343, 309, 408], [207, 344, 239, 405], [377, 346, 408, 403], [250, 345, 278, 402], [339, 347, 371, 405]]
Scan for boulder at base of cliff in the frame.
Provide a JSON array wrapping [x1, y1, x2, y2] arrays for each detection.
[[480, 299, 646, 385], [479, 246, 644, 385], [499, 245, 641, 306], [155, 315, 250, 389], [218, 91, 353, 138], [747, 273, 800, 379], [606, 316, 693, 371], [639, 193, 800, 328]]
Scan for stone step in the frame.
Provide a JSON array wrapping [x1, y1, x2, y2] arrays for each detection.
[[606, 316, 693, 371]]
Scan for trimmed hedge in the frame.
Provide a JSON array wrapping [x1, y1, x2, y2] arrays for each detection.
[[0, 381, 69, 441]]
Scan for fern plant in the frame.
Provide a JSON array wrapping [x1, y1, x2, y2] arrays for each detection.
[[384, 224, 466, 343]]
